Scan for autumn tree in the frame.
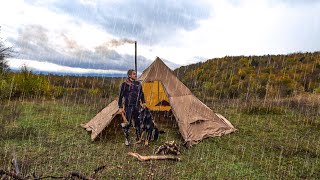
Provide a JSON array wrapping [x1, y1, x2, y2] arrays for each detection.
[[0, 26, 13, 74]]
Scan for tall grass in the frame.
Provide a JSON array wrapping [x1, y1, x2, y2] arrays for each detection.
[[0, 95, 319, 179]]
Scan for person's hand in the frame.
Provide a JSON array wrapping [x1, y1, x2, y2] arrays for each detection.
[[142, 103, 146, 109], [119, 108, 124, 114]]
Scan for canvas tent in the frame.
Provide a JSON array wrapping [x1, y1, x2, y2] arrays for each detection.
[[81, 57, 236, 146]]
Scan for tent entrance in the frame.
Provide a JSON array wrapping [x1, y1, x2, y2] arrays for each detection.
[[142, 80, 171, 111]]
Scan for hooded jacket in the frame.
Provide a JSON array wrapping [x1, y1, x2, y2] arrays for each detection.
[[118, 78, 145, 108]]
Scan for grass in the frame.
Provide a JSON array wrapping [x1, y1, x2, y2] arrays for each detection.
[[1, 97, 320, 179]]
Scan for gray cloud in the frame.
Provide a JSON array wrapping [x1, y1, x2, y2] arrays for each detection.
[[228, 0, 320, 5], [16, 0, 320, 72], [25, 0, 211, 46], [161, 58, 180, 70], [11, 24, 153, 72], [277, 0, 320, 4], [228, 0, 320, 8]]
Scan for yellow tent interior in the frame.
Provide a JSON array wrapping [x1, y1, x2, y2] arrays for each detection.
[[142, 80, 171, 111]]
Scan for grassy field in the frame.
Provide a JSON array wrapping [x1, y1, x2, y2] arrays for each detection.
[[1, 96, 319, 179]]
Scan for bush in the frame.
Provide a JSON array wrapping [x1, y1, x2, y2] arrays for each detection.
[[51, 86, 66, 98], [12, 73, 51, 98], [64, 88, 88, 97], [0, 79, 11, 100], [243, 105, 285, 115], [314, 88, 320, 94], [256, 87, 267, 99], [0, 102, 21, 124], [88, 88, 101, 97]]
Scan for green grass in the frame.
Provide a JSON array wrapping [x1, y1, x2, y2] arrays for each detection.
[[1, 98, 319, 179]]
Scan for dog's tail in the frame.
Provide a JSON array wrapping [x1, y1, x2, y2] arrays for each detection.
[[153, 127, 159, 141], [153, 127, 165, 141]]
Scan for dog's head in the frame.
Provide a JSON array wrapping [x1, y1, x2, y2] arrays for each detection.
[[138, 107, 153, 124]]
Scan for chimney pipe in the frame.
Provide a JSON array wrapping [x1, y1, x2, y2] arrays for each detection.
[[135, 41, 137, 74]]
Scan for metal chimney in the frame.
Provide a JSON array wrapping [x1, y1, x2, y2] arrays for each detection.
[[135, 41, 137, 74]]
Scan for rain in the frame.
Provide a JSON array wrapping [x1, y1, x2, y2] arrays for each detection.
[[1, 0, 320, 179]]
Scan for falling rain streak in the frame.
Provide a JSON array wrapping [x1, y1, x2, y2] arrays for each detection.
[[1, 0, 320, 179]]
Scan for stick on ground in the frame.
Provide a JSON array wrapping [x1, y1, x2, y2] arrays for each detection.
[[128, 152, 180, 161], [0, 169, 24, 180]]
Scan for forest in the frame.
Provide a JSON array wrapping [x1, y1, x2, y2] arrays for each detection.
[[1, 52, 319, 102], [175, 52, 320, 100]]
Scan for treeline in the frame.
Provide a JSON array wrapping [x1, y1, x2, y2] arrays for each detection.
[[47, 73, 122, 99], [2, 51, 320, 101], [174, 52, 320, 99], [0, 65, 123, 100]]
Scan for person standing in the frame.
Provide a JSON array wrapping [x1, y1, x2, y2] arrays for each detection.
[[118, 69, 146, 146]]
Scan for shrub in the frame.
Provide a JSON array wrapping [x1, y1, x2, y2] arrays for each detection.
[[314, 88, 320, 94], [0, 79, 11, 100], [51, 86, 66, 98], [243, 105, 285, 115], [9, 66, 52, 98], [88, 88, 101, 97]]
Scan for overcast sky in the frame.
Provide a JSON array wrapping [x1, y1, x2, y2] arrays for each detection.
[[1, 0, 320, 75]]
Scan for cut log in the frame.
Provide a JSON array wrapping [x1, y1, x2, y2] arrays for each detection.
[[128, 152, 180, 161], [120, 111, 128, 124]]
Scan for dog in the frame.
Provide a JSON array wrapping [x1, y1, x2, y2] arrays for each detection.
[[138, 107, 164, 145]]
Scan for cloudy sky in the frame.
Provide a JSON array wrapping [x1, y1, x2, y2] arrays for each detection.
[[1, 0, 320, 75]]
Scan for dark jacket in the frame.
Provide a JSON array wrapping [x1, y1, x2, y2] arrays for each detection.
[[118, 79, 145, 108]]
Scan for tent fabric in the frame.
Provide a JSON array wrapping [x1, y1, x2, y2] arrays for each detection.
[[155, 100, 170, 106], [138, 57, 236, 145], [142, 81, 171, 111], [139, 58, 192, 97], [81, 100, 120, 140], [81, 57, 236, 145], [168, 95, 235, 145]]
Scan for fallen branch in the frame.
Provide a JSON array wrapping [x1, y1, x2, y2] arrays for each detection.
[[0, 169, 24, 180], [1, 169, 97, 180], [32, 175, 65, 179], [32, 171, 96, 180], [67, 171, 95, 180], [128, 152, 180, 161], [91, 165, 107, 179], [12, 155, 21, 175], [120, 111, 128, 124]]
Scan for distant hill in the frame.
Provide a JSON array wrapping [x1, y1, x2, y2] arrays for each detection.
[[174, 52, 320, 99]]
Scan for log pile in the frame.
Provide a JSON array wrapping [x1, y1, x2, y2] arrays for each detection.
[[154, 141, 180, 155]]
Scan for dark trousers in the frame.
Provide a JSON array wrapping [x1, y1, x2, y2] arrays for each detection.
[[123, 105, 141, 140]]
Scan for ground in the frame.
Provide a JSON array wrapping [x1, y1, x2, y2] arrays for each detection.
[[0, 97, 319, 179]]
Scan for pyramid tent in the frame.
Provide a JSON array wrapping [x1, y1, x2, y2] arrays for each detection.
[[81, 57, 236, 146]]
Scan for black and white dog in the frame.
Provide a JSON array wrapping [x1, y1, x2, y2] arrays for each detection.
[[138, 107, 164, 145]]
